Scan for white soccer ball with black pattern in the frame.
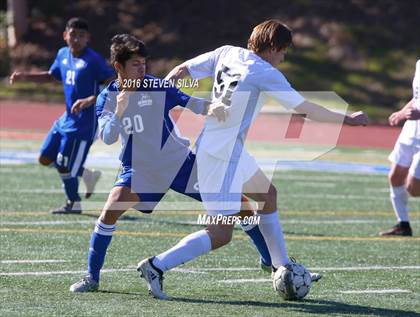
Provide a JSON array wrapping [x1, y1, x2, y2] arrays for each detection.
[[272, 262, 312, 300]]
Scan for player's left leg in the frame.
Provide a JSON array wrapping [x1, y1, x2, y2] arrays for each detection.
[[38, 123, 61, 167], [242, 168, 290, 269], [380, 142, 414, 236], [51, 134, 93, 214], [406, 150, 420, 197], [70, 185, 139, 292], [138, 221, 235, 300], [170, 152, 271, 270]]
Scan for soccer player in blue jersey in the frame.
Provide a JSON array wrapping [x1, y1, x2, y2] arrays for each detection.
[[9, 18, 115, 213], [70, 34, 272, 292]]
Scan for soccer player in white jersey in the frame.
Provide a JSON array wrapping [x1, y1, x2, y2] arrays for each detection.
[[380, 60, 420, 236], [137, 19, 368, 300]]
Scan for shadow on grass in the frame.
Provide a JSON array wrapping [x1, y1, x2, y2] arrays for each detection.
[[171, 297, 419, 316]]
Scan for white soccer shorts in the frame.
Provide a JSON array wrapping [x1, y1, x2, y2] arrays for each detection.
[[197, 149, 259, 216], [388, 141, 420, 179]]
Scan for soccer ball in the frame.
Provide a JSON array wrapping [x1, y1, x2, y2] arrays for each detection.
[[272, 262, 312, 300]]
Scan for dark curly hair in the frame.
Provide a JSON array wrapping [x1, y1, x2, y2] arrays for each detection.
[[110, 34, 148, 65]]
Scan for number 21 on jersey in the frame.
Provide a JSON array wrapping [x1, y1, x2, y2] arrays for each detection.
[[65, 70, 76, 85]]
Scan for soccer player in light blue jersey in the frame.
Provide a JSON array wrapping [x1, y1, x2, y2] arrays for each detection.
[[10, 18, 115, 213], [69, 34, 272, 293]]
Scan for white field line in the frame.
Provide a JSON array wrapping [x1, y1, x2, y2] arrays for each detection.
[[0, 189, 111, 194], [0, 220, 96, 226], [1, 190, 394, 201], [0, 259, 67, 264], [2, 265, 419, 277], [309, 266, 420, 271], [220, 278, 270, 283], [4, 219, 418, 226], [172, 268, 207, 274], [0, 167, 386, 182], [0, 268, 133, 276], [199, 266, 420, 273], [339, 289, 412, 294], [285, 194, 389, 201], [219, 278, 413, 295], [294, 182, 336, 188], [273, 174, 386, 182]]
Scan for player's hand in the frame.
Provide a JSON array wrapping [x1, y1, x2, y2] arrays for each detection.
[[71, 96, 96, 115], [208, 101, 229, 122], [402, 105, 420, 121], [115, 89, 130, 118], [388, 111, 404, 126], [9, 71, 25, 84], [345, 111, 369, 126]]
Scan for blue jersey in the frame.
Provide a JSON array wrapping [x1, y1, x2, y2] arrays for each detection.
[[49, 46, 115, 139], [96, 75, 206, 169]]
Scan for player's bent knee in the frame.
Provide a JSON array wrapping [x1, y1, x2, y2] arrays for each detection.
[[263, 184, 277, 211], [407, 179, 420, 197], [99, 209, 124, 225], [206, 226, 233, 249], [388, 167, 409, 187]]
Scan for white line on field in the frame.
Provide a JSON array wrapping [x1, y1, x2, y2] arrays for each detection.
[[172, 268, 207, 274], [1, 265, 419, 277], [0, 259, 67, 264], [309, 266, 420, 271], [339, 289, 411, 294], [0, 268, 133, 276], [294, 182, 336, 188], [220, 278, 270, 283], [197, 266, 420, 273], [3, 219, 418, 226], [0, 220, 96, 226], [274, 174, 385, 182]]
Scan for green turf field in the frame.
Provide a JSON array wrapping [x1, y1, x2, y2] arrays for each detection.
[[1, 164, 419, 316]]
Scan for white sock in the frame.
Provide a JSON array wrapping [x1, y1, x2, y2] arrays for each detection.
[[152, 230, 212, 272], [390, 186, 409, 222], [257, 211, 289, 268]]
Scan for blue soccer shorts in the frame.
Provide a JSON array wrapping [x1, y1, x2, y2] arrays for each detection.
[[40, 122, 93, 177], [114, 152, 202, 213]]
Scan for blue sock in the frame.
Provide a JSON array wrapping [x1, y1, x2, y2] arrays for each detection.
[[87, 221, 115, 282], [241, 223, 271, 266], [59, 172, 81, 202]]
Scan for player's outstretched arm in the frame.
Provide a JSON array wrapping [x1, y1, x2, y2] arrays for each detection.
[[9, 71, 54, 84], [294, 101, 369, 126], [164, 63, 190, 81]]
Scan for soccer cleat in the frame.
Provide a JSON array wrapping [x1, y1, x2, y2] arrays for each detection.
[[84, 169, 102, 199], [51, 201, 82, 214], [310, 272, 322, 282], [137, 257, 169, 300], [379, 223, 413, 236], [69, 274, 99, 292], [260, 258, 272, 273]]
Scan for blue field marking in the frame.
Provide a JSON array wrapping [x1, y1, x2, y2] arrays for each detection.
[[0, 150, 390, 174]]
